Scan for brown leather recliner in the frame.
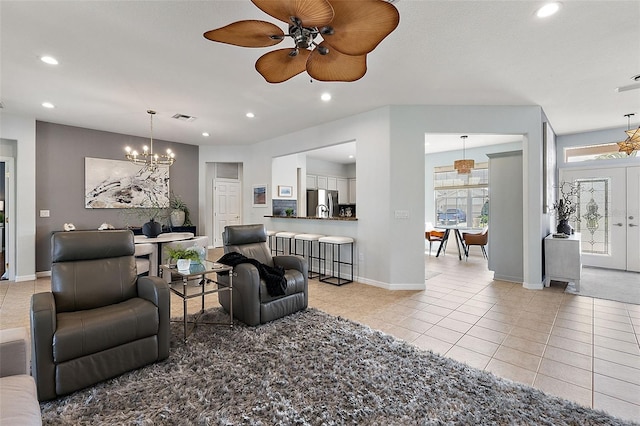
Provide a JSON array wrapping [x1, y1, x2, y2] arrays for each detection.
[[30, 230, 170, 401], [218, 224, 308, 326]]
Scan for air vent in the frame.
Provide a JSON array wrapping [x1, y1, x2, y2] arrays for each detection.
[[171, 113, 197, 122]]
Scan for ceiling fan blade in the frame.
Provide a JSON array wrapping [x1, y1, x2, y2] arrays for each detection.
[[306, 43, 367, 82], [255, 48, 311, 83], [203, 20, 284, 48], [252, 0, 334, 27], [323, 0, 399, 56]]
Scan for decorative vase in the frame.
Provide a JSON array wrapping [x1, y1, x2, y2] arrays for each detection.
[[556, 219, 572, 235], [170, 210, 185, 227], [142, 219, 162, 238]]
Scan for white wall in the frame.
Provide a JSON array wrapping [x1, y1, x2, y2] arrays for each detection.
[[199, 105, 550, 290], [0, 113, 37, 281]]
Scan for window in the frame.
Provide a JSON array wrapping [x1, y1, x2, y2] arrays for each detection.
[[565, 143, 637, 163], [434, 163, 488, 228]]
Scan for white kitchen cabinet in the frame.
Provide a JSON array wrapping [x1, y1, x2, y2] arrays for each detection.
[[544, 233, 582, 291], [317, 176, 328, 189], [327, 176, 337, 191], [337, 178, 349, 204], [306, 175, 317, 189], [348, 178, 356, 203]]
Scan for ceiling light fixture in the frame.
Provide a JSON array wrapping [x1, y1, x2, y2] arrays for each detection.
[[454, 135, 474, 174], [40, 56, 59, 65], [124, 110, 175, 170], [42, 102, 55, 109], [536, 2, 560, 18], [246, 112, 255, 118], [202, 132, 210, 137], [617, 113, 640, 155], [321, 93, 332, 102]]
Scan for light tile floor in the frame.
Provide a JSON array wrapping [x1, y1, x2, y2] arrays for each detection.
[[1, 248, 639, 423]]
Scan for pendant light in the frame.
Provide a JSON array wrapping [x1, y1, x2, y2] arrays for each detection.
[[617, 113, 640, 155], [454, 135, 474, 174], [125, 110, 175, 170]]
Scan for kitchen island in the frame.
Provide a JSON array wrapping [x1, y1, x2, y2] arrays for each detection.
[[264, 215, 357, 221]]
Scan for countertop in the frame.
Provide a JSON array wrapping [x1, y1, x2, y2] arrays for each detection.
[[264, 216, 357, 221]]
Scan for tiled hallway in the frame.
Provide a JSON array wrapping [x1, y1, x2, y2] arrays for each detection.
[[1, 248, 638, 423]]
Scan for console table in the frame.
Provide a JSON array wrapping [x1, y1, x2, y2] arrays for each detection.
[[544, 233, 582, 291]]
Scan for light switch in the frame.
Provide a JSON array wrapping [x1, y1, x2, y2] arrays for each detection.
[[40, 210, 50, 217], [394, 210, 409, 219]]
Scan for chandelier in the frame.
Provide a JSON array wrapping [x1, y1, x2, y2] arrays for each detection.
[[125, 110, 175, 169], [617, 113, 640, 155], [454, 135, 474, 174]]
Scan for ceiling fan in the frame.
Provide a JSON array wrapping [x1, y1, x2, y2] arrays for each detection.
[[203, 0, 400, 83]]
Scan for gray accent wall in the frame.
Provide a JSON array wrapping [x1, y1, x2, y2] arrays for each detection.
[[35, 121, 199, 272]]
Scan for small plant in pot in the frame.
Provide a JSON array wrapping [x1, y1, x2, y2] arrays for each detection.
[[166, 247, 201, 270], [285, 208, 294, 217]]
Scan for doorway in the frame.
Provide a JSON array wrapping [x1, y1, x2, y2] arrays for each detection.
[[560, 166, 640, 272], [0, 157, 15, 281]]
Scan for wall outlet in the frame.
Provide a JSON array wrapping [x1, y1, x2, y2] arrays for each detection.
[[39, 210, 50, 218]]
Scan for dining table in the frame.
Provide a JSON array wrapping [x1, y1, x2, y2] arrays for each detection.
[[434, 224, 477, 260]]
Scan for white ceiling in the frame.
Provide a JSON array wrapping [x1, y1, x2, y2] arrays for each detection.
[[1, 1, 639, 156]]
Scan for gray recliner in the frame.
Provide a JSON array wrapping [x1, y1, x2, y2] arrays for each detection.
[[218, 224, 308, 326], [30, 230, 170, 401]]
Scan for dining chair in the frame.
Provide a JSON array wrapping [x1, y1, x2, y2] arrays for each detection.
[[425, 222, 445, 256], [462, 227, 488, 260]]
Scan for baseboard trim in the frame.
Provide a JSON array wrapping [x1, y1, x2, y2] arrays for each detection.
[[15, 274, 37, 282], [357, 276, 425, 291], [36, 271, 52, 278], [523, 280, 544, 290]]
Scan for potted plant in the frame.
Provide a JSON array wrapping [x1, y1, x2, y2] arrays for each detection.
[[169, 192, 192, 227], [285, 208, 294, 217], [166, 247, 201, 270], [552, 181, 579, 235]]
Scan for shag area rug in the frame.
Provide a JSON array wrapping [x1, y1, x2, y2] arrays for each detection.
[[41, 308, 635, 425]]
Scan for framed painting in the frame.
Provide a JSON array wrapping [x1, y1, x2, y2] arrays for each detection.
[[278, 185, 293, 197], [542, 122, 557, 213], [84, 157, 169, 208], [252, 184, 267, 207]]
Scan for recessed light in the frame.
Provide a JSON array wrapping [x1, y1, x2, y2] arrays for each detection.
[[321, 93, 332, 102], [246, 112, 255, 118], [202, 132, 210, 137], [348, 155, 354, 159], [40, 56, 59, 65], [536, 2, 560, 18], [42, 102, 55, 109]]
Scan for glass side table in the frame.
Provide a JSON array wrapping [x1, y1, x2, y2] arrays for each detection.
[[160, 260, 233, 342]]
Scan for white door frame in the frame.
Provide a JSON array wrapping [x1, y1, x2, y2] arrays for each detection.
[[0, 157, 15, 281]]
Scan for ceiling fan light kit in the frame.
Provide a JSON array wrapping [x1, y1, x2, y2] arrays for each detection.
[[203, 0, 400, 83]]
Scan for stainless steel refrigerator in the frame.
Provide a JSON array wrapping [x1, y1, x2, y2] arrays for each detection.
[[307, 189, 339, 218]]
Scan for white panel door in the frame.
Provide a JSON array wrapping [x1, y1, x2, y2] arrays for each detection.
[[560, 167, 627, 270], [627, 166, 640, 272], [213, 179, 241, 247]]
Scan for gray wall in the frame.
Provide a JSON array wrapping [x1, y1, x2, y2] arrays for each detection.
[[36, 121, 199, 272]]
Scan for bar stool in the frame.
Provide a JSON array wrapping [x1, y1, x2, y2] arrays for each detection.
[[293, 233, 325, 279], [266, 230, 279, 255], [274, 231, 298, 255], [318, 236, 354, 286]]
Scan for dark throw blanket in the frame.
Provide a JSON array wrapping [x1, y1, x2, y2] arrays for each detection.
[[217, 252, 287, 297]]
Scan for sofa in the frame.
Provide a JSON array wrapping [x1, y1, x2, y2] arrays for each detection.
[[0, 327, 42, 425]]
